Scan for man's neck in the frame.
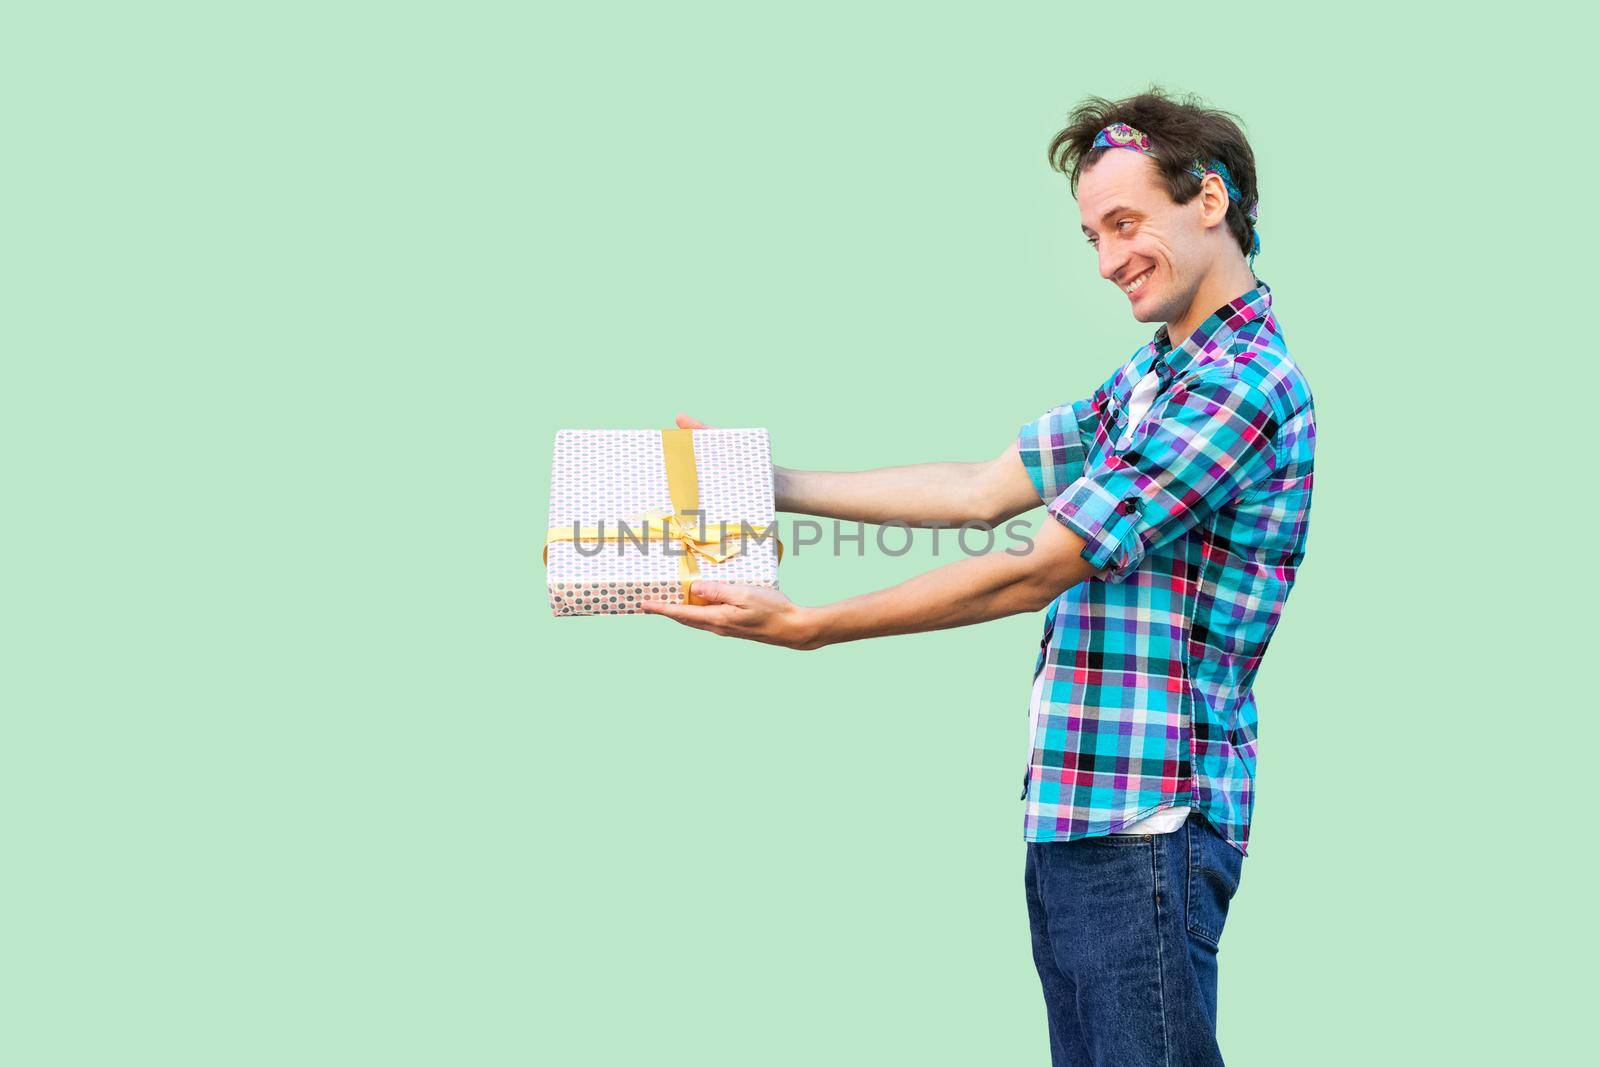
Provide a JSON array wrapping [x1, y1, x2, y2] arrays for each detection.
[[1165, 257, 1258, 348]]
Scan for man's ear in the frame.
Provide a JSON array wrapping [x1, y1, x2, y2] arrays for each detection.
[[1198, 173, 1232, 230]]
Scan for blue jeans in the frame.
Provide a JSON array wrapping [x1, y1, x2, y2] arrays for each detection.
[[1024, 812, 1245, 1066]]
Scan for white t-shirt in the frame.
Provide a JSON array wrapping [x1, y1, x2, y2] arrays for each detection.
[[1117, 360, 1164, 450]]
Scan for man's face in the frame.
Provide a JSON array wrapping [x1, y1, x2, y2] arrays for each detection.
[[1077, 150, 1212, 326]]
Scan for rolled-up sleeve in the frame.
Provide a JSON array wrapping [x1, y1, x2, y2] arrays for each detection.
[[1016, 395, 1100, 505], [1046, 371, 1281, 581]]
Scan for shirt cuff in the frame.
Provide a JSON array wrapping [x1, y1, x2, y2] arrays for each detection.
[[1046, 476, 1144, 580], [1017, 399, 1095, 505]]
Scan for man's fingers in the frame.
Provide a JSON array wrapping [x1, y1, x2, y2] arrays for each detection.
[[640, 600, 738, 630], [687, 580, 746, 606], [674, 413, 709, 429], [639, 600, 701, 623]]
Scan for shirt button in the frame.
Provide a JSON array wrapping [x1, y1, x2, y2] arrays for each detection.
[[1118, 497, 1141, 516]]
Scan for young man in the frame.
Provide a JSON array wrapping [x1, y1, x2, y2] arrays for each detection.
[[645, 90, 1315, 1067]]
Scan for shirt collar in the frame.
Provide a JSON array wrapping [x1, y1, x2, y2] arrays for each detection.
[[1148, 279, 1273, 381]]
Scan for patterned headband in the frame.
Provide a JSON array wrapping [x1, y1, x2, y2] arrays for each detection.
[[1091, 122, 1261, 256]]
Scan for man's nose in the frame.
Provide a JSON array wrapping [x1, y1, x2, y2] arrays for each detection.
[[1098, 243, 1127, 281]]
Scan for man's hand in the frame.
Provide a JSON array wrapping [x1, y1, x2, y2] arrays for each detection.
[[663, 414, 818, 647], [641, 581, 822, 650]]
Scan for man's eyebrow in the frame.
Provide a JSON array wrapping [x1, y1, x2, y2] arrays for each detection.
[[1081, 206, 1142, 235]]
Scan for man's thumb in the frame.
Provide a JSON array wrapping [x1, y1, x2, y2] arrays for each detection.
[[688, 580, 736, 605]]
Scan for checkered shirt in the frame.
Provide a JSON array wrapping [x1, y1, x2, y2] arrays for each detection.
[[1016, 281, 1315, 854]]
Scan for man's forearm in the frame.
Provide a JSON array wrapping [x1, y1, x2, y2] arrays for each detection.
[[797, 521, 1099, 648], [776, 459, 1023, 527]]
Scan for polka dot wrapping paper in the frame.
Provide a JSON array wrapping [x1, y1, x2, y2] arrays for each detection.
[[544, 428, 780, 616]]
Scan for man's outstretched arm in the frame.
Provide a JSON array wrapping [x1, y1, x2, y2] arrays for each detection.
[[641, 516, 1101, 649], [675, 413, 1041, 528]]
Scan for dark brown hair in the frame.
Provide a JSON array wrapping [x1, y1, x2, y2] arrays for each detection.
[[1048, 88, 1258, 257]]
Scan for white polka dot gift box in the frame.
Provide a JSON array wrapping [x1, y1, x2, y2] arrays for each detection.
[[543, 428, 781, 616]]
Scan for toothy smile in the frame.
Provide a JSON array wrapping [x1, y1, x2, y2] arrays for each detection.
[[1122, 267, 1154, 295]]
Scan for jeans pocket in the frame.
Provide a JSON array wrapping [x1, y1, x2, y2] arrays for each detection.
[[1185, 817, 1243, 948]]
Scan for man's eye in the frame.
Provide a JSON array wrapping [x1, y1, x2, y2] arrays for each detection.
[[1085, 237, 1098, 247], [1117, 218, 1135, 232]]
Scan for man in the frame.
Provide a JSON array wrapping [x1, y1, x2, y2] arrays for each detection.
[[645, 89, 1315, 1066]]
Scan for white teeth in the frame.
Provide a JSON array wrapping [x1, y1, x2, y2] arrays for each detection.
[[1124, 269, 1152, 294]]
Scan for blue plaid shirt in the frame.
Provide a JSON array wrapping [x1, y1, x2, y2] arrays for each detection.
[[1016, 281, 1315, 854]]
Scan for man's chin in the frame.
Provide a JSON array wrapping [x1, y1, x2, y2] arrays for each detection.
[[1128, 300, 1164, 324], [1127, 287, 1177, 325]]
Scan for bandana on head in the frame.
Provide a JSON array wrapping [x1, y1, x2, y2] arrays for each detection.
[[1091, 122, 1261, 258]]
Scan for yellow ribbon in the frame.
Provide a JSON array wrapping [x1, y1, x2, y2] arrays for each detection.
[[543, 428, 781, 605]]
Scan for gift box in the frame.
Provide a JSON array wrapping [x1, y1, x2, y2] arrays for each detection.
[[544, 428, 781, 616]]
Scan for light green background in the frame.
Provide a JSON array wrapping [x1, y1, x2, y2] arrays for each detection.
[[5, 3, 1590, 1064]]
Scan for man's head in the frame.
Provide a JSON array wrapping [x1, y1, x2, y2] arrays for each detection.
[[1049, 90, 1259, 328]]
